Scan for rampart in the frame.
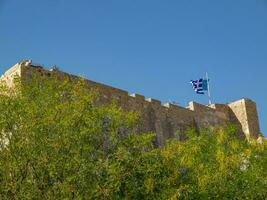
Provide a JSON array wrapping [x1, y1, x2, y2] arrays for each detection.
[[0, 61, 261, 145]]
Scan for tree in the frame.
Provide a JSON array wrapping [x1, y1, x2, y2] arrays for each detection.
[[0, 75, 266, 199], [0, 76, 147, 199], [161, 126, 267, 199]]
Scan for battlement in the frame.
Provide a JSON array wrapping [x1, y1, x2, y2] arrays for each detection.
[[0, 61, 261, 144]]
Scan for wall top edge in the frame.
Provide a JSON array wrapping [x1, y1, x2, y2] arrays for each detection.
[[2, 61, 252, 114]]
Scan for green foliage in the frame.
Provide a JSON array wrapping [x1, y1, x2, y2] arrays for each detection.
[[164, 126, 267, 199], [0, 77, 266, 199]]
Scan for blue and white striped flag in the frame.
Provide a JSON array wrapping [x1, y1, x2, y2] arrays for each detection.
[[190, 78, 208, 94]]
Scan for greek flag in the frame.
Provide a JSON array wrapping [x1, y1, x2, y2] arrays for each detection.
[[190, 78, 208, 94]]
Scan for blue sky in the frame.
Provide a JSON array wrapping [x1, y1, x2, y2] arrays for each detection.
[[0, 0, 266, 136]]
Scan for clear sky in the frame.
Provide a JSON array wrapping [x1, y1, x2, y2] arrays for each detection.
[[0, 0, 267, 136]]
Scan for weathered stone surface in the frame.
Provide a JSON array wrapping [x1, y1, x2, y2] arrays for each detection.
[[0, 61, 261, 145], [228, 99, 260, 138]]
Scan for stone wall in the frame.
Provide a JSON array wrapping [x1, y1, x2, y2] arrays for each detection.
[[0, 63, 21, 87], [228, 99, 260, 138], [0, 61, 261, 144]]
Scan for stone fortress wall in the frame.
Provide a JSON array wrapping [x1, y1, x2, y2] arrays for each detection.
[[0, 61, 261, 145]]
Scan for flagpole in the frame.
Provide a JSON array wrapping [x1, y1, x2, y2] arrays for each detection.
[[206, 72, 212, 105]]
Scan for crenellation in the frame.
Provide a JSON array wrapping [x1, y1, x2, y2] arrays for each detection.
[[0, 61, 261, 144], [145, 98, 161, 104], [130, 93, 145, 101], [164, 102, 193, 114], [188, 101, 215, 112], [163, 103, 177, 109]]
